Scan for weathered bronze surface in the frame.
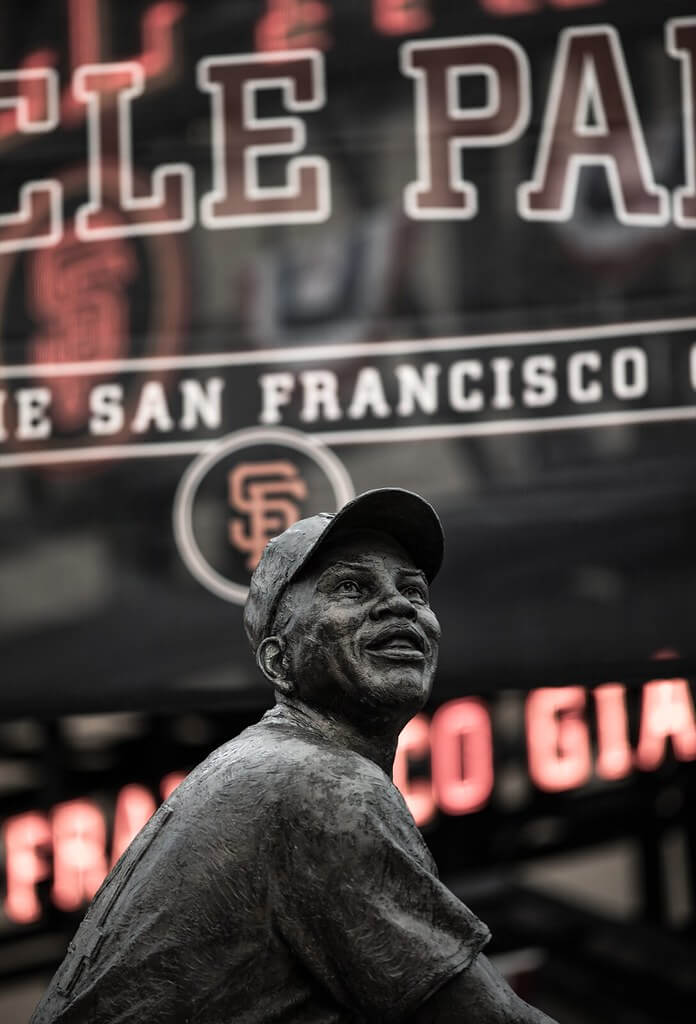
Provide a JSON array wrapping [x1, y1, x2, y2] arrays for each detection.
[[31, 488, 559, 1023]]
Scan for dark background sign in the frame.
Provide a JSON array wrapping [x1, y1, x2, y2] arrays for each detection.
[[2, 0, 696, 714]]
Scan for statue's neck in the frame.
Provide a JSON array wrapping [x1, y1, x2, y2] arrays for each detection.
[[275, 695, 400, 778]]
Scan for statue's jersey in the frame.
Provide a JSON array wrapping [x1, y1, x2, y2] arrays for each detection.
[[31, 703, 490, 1023]]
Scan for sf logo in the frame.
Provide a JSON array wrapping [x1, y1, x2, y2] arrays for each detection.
[[174, 427, 354, 603], [227, 461, 307, 570]]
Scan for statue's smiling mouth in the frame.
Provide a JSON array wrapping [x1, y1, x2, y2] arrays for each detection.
[[365, 625, 426, 661]]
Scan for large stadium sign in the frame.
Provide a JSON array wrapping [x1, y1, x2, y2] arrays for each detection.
[[0, 1, 695, 719]]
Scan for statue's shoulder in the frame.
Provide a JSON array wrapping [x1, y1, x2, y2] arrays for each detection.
[[253, 718, 398, 827], [177, 708, 396, 833]]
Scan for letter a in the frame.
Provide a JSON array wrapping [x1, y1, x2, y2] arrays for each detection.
[[518, 27, 668, 226], [667, 17, 696, 227]]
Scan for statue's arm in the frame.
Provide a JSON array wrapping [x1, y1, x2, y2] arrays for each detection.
[[409, 953, 560, 1024]]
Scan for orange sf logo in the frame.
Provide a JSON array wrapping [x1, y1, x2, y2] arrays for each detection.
[[228, 461, 307, 570]]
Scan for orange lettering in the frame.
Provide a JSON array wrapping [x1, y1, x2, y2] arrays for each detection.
[[594, 683, 632, 780], [51, 800, 108, 912], [636, 679, 696, 770], [431, 699, 494, 815], [394, 714, 436, 826], [110, 785, 157, 866], [3, 812, 51, 924], [526, 687, 591, 792]]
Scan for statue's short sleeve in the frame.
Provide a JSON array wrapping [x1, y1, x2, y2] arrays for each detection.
[[270, 754, 491, 1022]]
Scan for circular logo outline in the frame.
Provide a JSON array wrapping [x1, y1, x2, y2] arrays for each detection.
[[173, 427, 355, 604]]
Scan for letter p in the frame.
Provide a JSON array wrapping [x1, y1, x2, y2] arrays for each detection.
[[401, 36, 531, 219]]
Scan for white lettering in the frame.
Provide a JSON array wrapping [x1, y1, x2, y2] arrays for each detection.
[[522, 354, 558, 407], [567, 350, 602, 403], [89, 383, 124, 436], [491, 357, 514, 410], [131, 380, 174, 434], [300, 370, 341, 423], [74, 62, 194, 240], [518, 27, 669, 226], [611, 347, 648, 400], [179, 377, 225, 431], [259, 372, 296, 425], [198, 51, 331, 228], [0, 69, 62, 254], [348, 366, 391, 420], [395, 363, 440, 416], [402, 35, 531, 220], [16, 387, 52, 440], [448, 360, 484, 412]]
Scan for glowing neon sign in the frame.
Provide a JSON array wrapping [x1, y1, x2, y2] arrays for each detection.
[[3, 678, 696, 926], [397, 678, 696, 817], [252, 0, 608, 51], [0, 0, 185, 146], [3, 774, 185, 925]]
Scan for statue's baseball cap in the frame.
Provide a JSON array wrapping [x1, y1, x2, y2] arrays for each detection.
[[243, 487, 444, 653]]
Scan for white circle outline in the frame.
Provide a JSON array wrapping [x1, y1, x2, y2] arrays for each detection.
[[173, 427, 355, 604]]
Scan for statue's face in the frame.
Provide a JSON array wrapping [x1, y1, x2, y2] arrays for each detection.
[[281, 529, 441, 722]]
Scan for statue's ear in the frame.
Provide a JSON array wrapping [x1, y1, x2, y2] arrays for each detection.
[[256, 636, 293, 696]]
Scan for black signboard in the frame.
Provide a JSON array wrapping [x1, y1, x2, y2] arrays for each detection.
[[0, 0, 695, 724]]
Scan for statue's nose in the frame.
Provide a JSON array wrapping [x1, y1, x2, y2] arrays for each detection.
[[369, 585, 417, 620]]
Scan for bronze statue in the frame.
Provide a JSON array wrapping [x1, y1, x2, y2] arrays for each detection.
[[31, 488, 559, 1023]]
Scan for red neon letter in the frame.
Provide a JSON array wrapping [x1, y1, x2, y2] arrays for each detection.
[[401, 35, 531, 219], [374, 0, 431, 36], [594, 683, 632, 781], [72, 62, 194, 239], [0, 69, 61, 253], [636, 679, 696, 770], [255, 0, 331, 52], [197, 51, 330, 228], [394, 714, 436, 826], [481, 0, 539, 12], [160, 771, 187, 800], [431, 699, 494, 815], [667, 18, 696, 227], [51, 800, 108, 912], [110, 784, 157, 866], [519, 27, 668, 225], [526, 687, 592, 792], [137, 2, 187, 79], [3, 812, 51, 924], [61, 1, 186, 125]]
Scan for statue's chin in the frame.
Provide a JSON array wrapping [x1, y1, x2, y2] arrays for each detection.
[[358, 672, 433, 714]]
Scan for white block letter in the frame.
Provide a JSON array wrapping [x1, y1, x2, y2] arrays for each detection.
[[198, 50, 330, 227], [402, 35, 530, 219]]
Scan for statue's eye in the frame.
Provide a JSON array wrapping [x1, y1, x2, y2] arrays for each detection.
[[335, 579, 361, 596], [403, 584, 427, 604]]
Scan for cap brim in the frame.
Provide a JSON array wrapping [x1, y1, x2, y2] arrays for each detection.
[[292, 487, 444, 586]]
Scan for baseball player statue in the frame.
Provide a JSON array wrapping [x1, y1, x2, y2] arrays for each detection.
[[31, 488, 559, 1023]]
